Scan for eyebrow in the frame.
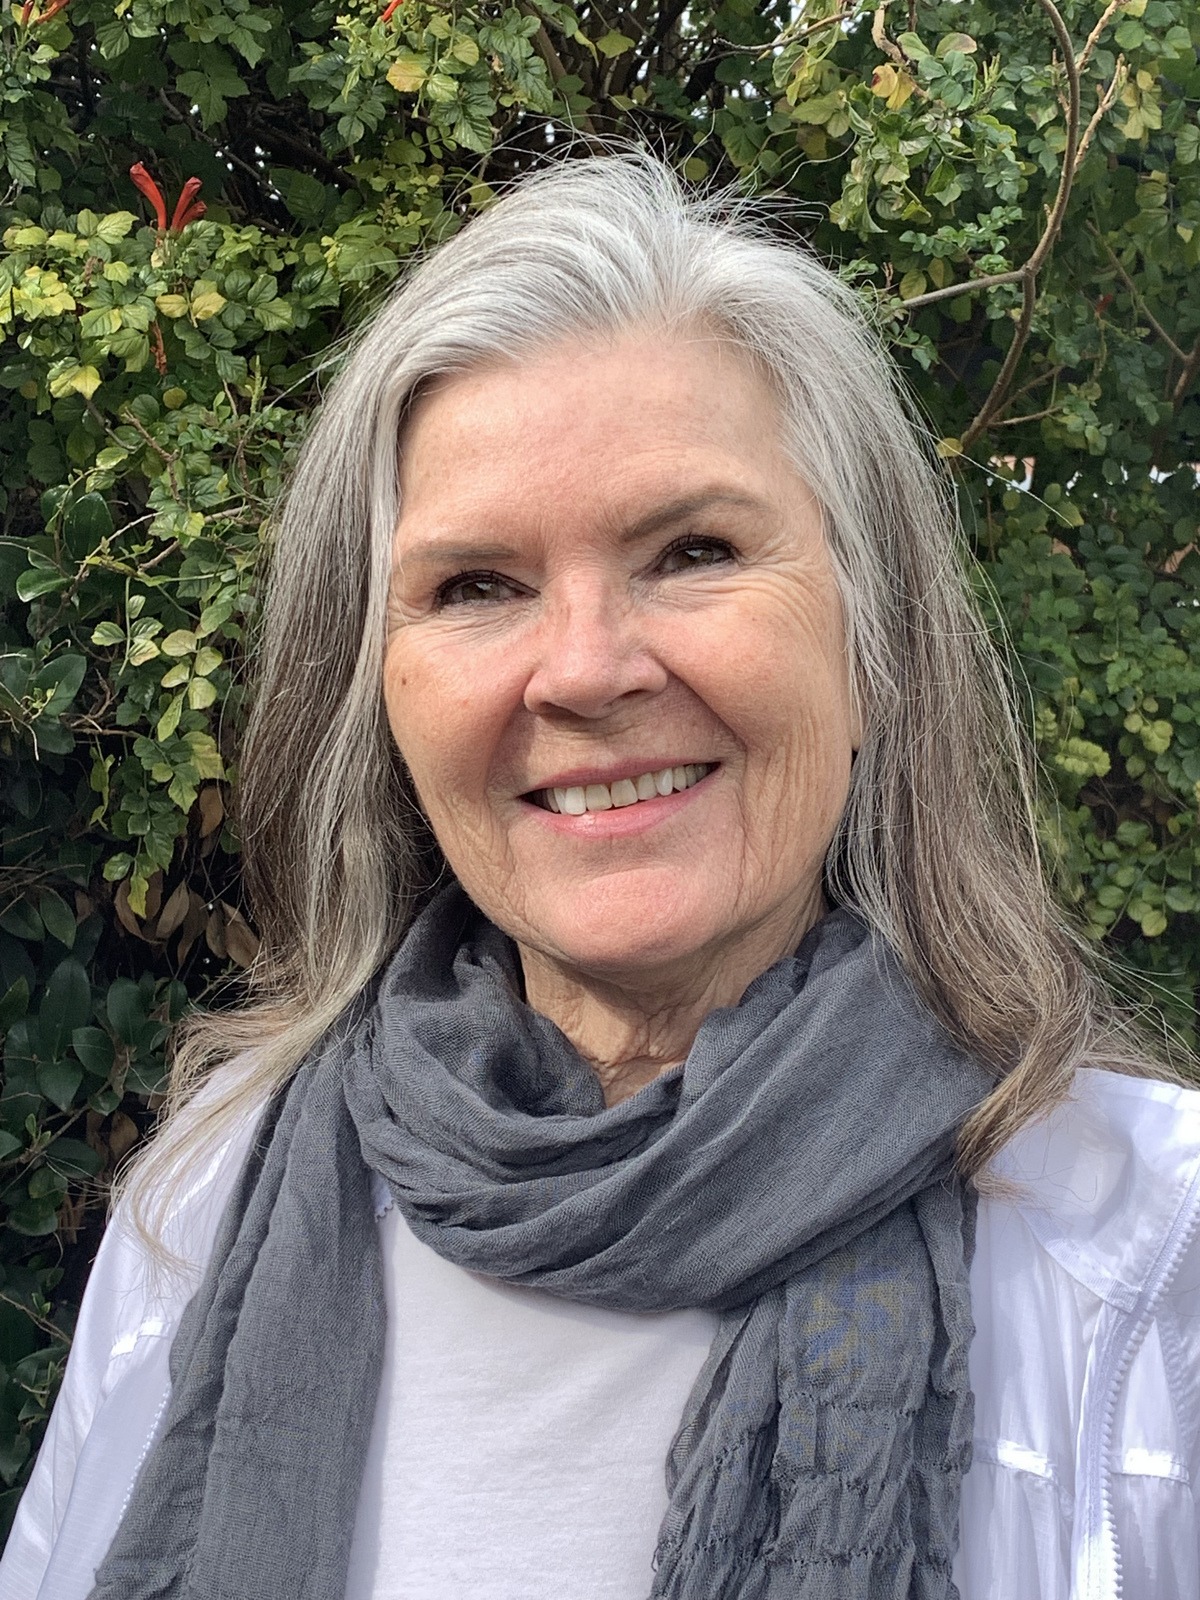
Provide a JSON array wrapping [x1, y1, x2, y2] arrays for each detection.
[[396, 490, 769, 569]]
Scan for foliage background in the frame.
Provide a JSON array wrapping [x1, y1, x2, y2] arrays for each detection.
[[0, 0, 1197, 1533]]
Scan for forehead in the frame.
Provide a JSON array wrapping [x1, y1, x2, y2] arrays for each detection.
[[395, 331, 793, 527]]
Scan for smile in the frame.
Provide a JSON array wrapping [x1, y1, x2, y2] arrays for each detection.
[[531, 763, 717, 815]]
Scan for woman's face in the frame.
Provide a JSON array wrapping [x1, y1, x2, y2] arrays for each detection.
[[384, 332, 860, 993]]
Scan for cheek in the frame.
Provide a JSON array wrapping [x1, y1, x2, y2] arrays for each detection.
[[381, 635, 524, 842]]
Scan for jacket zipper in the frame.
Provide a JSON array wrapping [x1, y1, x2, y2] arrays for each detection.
[[1071, 1151, 1200, 1600]]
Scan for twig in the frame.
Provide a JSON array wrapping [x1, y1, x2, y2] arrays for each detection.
[[957, 0, 1079, 450], [0, 1291, 65, 1344], [1088, 223, 1185, 360], [518, 3, 599, 139], [1172, 339, 1200, 413], [963, 273, 1040, 449], [1075, 57, 1127, 171], [992, 403, 1065, 426], [900, 268, 1026, 312], [871, 2, 907, 68], [1078, 0, 1127, 76]]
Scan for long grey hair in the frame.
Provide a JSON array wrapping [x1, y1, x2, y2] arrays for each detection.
[[123, 150, 1181, 1237]]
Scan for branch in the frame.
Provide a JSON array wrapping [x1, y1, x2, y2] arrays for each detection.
[[1172, 339, 1200, 413], [961, 271, 1039, 449], [921, 0, 1079, 450], [518, 3, 599, 139], [901, 268, 1025, 312], [1075, 56, 1127, 171], [1078, 0, 1128, 76], [1088, 223, 1186, 361], [902, 0, 1079, 323], [871, 2, 907, 69]]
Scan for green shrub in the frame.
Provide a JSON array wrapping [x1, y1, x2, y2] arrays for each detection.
[[1, 0, 1198, 1530]]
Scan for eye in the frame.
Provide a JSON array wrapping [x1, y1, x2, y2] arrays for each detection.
[[656, 535, 738, 574], [433, 571, 528, 609]]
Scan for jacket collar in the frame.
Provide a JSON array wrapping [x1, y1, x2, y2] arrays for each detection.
[[991, 1068, 1200, 1311]]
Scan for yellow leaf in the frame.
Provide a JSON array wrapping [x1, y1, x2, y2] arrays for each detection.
[[188, 677, 219, 710], [935, 436, 963, 459], [156, 693, 183, 742], [193, 645, 223, 676], [72, 365, 102, 398], [163, 386, 188, 409], [886, 71, 916, 111], [154, 294, 189, 318], [190, 289, 227, 322], [48, 363, 101, 400], [871, 64, 898, 98], [161, 628, 198, 658], [387, 53, 427, 93], [899, 268, 927, 300], [128, 873, 150, 918], [595, 30, 635, 58], [160, 662, 190, 688], [184, 731, 225, 779]]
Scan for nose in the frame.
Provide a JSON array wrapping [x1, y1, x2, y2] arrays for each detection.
[[522, 576, 669, 720]]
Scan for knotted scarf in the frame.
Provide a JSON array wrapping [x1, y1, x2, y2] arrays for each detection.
[[89, 886, 994, 1600]]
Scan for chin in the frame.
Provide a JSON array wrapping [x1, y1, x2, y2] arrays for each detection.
[[521, 878, 729, 981]]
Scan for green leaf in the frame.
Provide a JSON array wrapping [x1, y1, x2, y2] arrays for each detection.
[[37, 891, 76, 949], [71, 1026, 115, 1077], [176, 61, 248, 127], [6, 1195, 61, 1237], [0, 979, 30, 1033], [0, 903, 42, 941], [45, 1138, 102, 1178], [40, 959, 92, 1058], [595, 30, 635, 58], [935, 32, 977, 58], [0, 1131, 23, 1161], [34, 1062, 82, 1113], [15, 569, 68, 602], [106, 977, 146, 1046]]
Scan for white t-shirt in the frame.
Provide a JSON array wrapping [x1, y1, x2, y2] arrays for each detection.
[[346, 1196, 717, 1598]]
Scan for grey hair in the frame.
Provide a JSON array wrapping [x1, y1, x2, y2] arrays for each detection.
[[122, 150, 1181, 1239]]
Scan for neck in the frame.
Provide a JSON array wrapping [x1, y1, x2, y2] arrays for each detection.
[[517, 889, 827, 1108]]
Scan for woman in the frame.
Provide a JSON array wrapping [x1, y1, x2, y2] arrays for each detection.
[[2, 153, 1199, 1600]]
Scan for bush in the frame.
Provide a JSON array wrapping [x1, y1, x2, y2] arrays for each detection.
[[0, 0, 1197, 1531]]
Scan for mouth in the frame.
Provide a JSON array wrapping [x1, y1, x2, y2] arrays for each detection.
[[525, 763, 718, 816]]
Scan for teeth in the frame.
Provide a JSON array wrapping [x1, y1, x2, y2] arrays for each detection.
[[545, 765, 713, 815]]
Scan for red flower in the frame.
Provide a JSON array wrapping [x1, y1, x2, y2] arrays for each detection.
[[130, 164, 205, 234], [169, 177, 206, 232], [19, 0, 71, 24], [380, 0, 404, 21], [130, 163, 167, 232]]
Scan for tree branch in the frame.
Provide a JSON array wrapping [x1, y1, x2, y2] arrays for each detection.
[[1075, 56, 1127, 172], [518, 3, 600, 139], [962, 271, 1039, 449], [1078, 0, 1128, 76], [899, 0, 1078, 450], [1172, 339, 1200, 413], [871, 2, 907, 69], [1088, 223, 1186, 361]]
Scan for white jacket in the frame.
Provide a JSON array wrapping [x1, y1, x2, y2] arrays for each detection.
[[1, 1066, 1199, 1600]]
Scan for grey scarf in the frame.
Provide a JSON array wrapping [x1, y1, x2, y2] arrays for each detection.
[[89, 887, 993, 1600]]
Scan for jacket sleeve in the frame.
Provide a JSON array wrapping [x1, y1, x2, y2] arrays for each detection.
[[0, 1208, 178, 1600], [0, 1094, 263, 1600]]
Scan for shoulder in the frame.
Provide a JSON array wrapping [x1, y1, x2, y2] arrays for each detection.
[[980, 1067, 1200, 1312]]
